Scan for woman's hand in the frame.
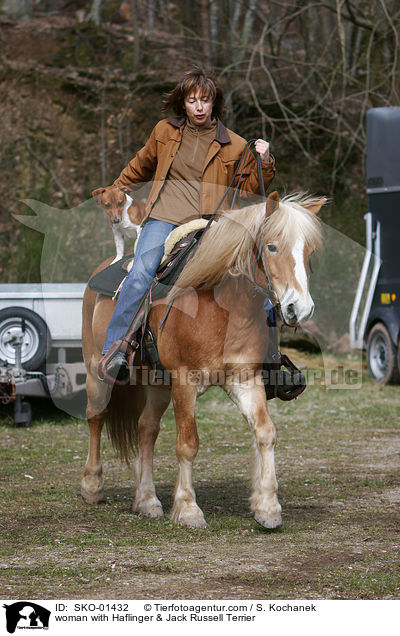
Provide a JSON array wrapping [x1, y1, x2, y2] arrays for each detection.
[[255, 139, 270, 162]]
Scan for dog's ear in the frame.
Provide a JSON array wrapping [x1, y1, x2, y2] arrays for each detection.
[[92, 187, 106, 204]]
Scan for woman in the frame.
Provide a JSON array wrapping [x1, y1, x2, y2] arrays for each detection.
[[94, 65, 275, 383]]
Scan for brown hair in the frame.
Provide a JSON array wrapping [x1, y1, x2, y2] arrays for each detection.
[[162, 65, 225, 120]]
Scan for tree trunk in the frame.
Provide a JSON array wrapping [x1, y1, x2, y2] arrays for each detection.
[[130, 0, 140, 69], [148, 0, 155, 36], [87, 0, 104, 25], [200, 0, 211, 66]]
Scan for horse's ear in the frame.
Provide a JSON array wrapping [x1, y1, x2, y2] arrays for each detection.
[[306, 197, 327, 215], [266, 191, 279, 217]]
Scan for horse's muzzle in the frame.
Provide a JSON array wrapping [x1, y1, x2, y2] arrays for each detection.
[[281, 301, 314, 327]]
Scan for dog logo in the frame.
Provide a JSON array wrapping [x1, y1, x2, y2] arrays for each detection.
[[3, 602, 51, 633]]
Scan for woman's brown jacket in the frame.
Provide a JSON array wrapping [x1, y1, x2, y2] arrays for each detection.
[[113, 116, 275, 222]]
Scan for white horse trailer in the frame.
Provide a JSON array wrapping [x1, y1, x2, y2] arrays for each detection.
[[0, 283, 86, 426]]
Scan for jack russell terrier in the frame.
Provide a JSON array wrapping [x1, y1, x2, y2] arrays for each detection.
[[93, 187, 147, 264]]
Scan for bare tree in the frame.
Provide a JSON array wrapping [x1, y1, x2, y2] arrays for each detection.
[[200, 0, 212, 65], [87, 0, 103, 25], [130, 0, 140, 69], [234, 0, 400, 190]]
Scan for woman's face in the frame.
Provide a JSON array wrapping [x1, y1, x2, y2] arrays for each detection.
[[184, 89, 213, 127]]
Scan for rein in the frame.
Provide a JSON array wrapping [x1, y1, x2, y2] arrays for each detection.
[[206, 140, 279, 306], [204, 138, 261, 229], [252, 154, 280, 308], [230, 144, 281, 313], [158, 139, 278, 330]]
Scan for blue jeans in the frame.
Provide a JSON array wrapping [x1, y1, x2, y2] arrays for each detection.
[[103, 218, 177, 353]]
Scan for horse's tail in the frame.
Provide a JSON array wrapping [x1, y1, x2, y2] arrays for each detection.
[[105, 384, 145, 463]]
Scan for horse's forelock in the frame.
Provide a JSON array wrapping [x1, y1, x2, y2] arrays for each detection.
[[264, 194, 323, 252]]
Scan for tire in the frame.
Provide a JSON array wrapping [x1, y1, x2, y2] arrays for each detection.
[[366, 322, 399, 385], [0, 307, 51, 371]]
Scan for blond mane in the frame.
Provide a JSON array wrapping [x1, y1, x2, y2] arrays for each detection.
[[167, 193, 323, 302]]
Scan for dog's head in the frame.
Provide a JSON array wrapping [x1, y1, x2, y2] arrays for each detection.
[[92, 186, 127, 224]]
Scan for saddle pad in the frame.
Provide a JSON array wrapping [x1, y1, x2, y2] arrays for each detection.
[[88, 253, 134, 297], [87, 228, 204, 299], [88, 219, 210, 298], [151, 229, 202, 301]]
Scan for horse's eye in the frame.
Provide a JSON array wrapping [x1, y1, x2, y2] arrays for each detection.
[[267, 244, 278, 254], [105, 203, 111, 208], [308, 253, 314, 276], [118, 200, 124, 206]]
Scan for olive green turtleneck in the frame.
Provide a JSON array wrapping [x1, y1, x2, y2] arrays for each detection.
[[150, 119, 217, 225]]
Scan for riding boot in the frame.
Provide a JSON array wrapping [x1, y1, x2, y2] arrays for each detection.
[[98, 304, 147, 386], [263, 309, 306, 401]]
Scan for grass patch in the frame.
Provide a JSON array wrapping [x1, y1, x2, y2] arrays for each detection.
[[1, 356, 399, 600]]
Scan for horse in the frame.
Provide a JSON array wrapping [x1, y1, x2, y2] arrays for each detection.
[[81, 192, 325, 529]]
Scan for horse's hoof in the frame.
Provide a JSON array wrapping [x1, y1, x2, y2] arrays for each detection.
[[171, 505, 208, 529], [133, 499, 164, 519], [81, 486, 105, 505], [254, 510, 282, 529], [81, 475, 105, 504]]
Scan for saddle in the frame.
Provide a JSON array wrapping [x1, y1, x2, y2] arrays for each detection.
[[89, 219, 208, 300], [93, 221, 208, 385]]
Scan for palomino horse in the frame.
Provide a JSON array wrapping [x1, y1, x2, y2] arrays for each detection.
[[81, 193, 324, 529]]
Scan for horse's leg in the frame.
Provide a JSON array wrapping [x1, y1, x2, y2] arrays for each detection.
[[133, 385, 171, 518], [81, 365, 111, 504], [225, 379, 282, 529], [170, 377, 207, 528]]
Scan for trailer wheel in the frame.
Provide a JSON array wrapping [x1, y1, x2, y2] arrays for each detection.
[[0, 307, 51, 371], [367, 323, 399, 385]]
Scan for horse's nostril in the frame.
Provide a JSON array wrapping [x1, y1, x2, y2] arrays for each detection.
[[287, 303, 296, 318]]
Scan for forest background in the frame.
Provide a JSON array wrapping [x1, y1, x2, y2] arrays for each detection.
[[0, 0, 398, 283]]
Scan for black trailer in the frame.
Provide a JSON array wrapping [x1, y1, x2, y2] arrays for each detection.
[[350, 106, 400, 384]]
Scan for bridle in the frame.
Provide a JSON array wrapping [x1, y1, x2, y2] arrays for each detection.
[[252, 151, 281, 311], [252, 227, 280, 310]]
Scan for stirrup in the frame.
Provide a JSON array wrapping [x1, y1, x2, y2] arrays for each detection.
[[98, 338, 138, 386], [263, 353, 306, 401]]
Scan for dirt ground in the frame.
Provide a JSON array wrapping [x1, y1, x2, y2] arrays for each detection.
[[0, 353, 399, 600]]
